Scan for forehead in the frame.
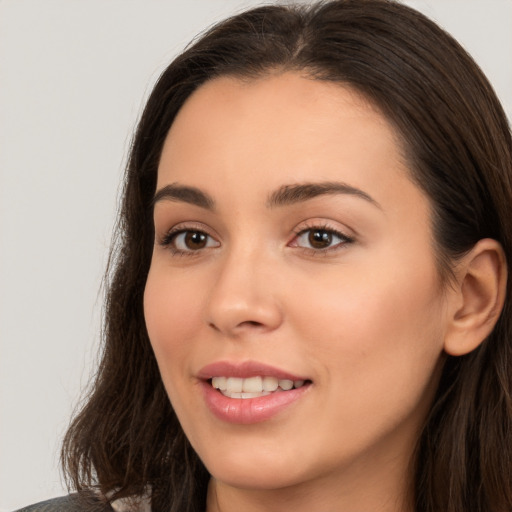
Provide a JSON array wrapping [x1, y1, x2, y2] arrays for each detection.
[[163, 72, 396, 160], [157, 72, 417, 213]]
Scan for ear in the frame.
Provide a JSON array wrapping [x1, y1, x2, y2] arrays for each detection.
[[444, 238, 507, 356]]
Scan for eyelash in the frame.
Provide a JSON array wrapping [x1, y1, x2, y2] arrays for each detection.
[[290, 223, 354, 255], [159, 223, 354, 257], [159, 224, 219, 257]]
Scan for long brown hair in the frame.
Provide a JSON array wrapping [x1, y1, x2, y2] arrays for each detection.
[[62, 1, 512, 511]]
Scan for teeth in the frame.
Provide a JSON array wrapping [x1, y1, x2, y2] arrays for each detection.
[[226, 377, 243, 393], [280, 379, 293, 390], [263, 376, 278, 392], [211, 376, 227, 390], [211, 375, 307, 398], [239, 392, 271, 399], [242, 376, 262, 392]]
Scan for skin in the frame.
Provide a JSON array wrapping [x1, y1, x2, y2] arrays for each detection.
[[144, 72, 457, 512]]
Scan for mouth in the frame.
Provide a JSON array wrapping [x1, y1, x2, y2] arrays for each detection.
[[198, 361, 312, 423], [209, 376, 309, 399], [209, 376, 311, 399]]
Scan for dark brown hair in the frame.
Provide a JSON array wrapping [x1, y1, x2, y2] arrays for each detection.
[[62, 1, 512, 511]]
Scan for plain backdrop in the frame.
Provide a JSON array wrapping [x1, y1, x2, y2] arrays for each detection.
[[1, 1, 511, 510]]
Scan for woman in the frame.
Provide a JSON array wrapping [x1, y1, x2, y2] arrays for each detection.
[[17, 0, 512, 511]]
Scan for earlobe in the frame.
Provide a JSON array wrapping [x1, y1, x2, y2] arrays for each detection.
[[444, 238, 507, 357]]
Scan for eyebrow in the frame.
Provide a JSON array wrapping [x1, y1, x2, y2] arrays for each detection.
[[266, 181, 381, 209], [152, 180, 380, 211], [152, 183, 215, 210]]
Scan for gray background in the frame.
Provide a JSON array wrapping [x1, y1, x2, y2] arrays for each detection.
[[1, 1, 511, 510]]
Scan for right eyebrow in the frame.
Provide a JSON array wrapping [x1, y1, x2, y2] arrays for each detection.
[[152, 183, 215, 210]]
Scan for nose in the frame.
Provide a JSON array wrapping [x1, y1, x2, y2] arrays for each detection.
[[205, 247, 284, 337]]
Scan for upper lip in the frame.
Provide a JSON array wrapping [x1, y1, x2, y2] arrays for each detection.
[[197, 360, 308, 381]]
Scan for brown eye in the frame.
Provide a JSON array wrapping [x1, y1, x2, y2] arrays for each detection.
[[292, 227, 353, 252], [184, 231, 208, 249], [167, 230, 220, 253], [308, 229, 333, 249]]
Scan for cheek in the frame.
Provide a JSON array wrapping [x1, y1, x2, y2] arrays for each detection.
[[143, 265, 204, 375], [288, 252, 446, 407], [280, 263, 446, 465]]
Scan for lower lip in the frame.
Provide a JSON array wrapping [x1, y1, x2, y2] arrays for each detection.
[[201, 381, 310, 424]]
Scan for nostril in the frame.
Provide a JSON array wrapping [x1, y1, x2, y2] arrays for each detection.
[[237, 320, 269, 330], [244, 321, 263, 327], [208, 319, 264, 333]]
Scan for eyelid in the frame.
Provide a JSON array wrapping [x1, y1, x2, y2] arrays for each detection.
[[291, 218, 354, 237], [288, 220, 355, 253], [158, 221, 220, 249], [156, 219, 354, 257]]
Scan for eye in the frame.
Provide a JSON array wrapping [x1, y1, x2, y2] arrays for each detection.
[[162, 229, 220, 254], [290, 226, 353, 252]]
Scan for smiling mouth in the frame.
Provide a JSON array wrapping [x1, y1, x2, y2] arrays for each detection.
[[210, 376, 310, 399]]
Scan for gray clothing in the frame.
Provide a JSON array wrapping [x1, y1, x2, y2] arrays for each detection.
[[14, 494, 114, 512]]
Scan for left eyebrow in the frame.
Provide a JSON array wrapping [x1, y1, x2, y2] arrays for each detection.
[[266, 181, 381, 209]]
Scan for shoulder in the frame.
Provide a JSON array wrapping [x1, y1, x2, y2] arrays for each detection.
[[13, 494, 114, 512]]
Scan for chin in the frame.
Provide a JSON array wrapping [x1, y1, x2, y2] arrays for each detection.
[[200, 444, 311, 491], [209, 463, 305, 491]]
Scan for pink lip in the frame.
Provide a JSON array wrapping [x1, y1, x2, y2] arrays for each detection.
[[197, 360, 311, 424], [197, 360, 307, 381]]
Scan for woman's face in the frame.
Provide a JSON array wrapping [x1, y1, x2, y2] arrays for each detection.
[[144, 73, 449, 495]]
